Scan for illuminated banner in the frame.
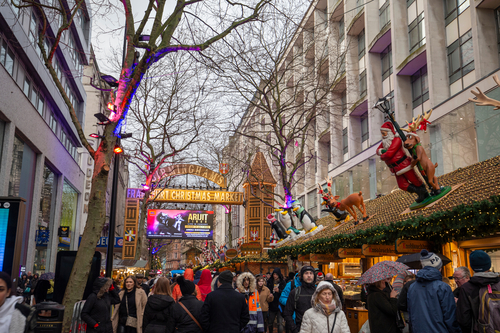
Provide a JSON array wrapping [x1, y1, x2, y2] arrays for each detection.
[[151, 164, 226, 188], [147, 210, 213, 240], [395, 239, 431, 254], [149, 188, 244, 205], [122, 197, 140, 259]]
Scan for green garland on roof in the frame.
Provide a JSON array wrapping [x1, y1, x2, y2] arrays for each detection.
[[201, 255, 287, 270], [268, 195, 500, 259]]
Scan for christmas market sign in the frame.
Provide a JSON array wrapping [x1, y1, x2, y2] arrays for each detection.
[[151, 164, 226, 188], [395, 239, 431, 254], [240, 242, 262, 256], [225, 249, 238, 259], [362, 244, 397, 257], [298, 254, 310, 262], [338, 248, 365, 258], [310, 253, 341, 263], [149, 188, 243, 205]]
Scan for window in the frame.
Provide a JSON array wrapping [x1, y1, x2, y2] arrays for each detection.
[[339, 18, 344, 43], [381, 45, 392, 81], [10, 0, 19, 16], [356, 0, 364, 13], [409, 13, 425, 53], [29, 12, 38, 45], [49, 114, 57, 133], [445, 0, 470, 26], [37, 96, 45, 116], [341, 93, 347, 116], [361, 113, 369, 143], [342, 127, 348, 155], [174, 252, 178, 259], [359, 70, 367, 98], [411, 67, 429, 108], [379, 0, 390, 29], [307, 190, 317, 219], [448, 30, 474, 84], [24, 77, 31, 98], [358, 30, 365, 59]]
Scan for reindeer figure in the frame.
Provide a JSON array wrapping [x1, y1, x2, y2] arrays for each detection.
[[469, 75, 500, 109], [402, 110, 441, 195], [318, 177, 368, 225]]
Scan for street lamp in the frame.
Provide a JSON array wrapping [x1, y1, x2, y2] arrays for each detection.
[[373, 96, 407, 141]]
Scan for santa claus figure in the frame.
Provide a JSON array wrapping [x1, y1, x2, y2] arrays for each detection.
[[377, 122, 429, 203]]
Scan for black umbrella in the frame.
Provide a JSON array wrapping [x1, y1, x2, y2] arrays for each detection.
[[396, 253, 452, 269]]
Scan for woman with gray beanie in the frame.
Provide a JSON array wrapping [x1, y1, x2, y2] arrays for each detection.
[[299, 281, 350, 333]]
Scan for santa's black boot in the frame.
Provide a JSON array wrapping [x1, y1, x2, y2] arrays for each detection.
[[407, 184, 429, 203]]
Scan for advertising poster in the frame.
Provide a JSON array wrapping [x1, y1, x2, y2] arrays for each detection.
[[147, 210, 213, 240]]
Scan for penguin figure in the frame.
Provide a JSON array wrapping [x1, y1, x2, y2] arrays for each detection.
[[276, 209, 301, 235], [291, 200, 317, 232], [266, 214, 288, 240]]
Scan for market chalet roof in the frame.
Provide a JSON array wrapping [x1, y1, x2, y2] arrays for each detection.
[[278, 155, 500, 249], [246, 152, 277, 185]]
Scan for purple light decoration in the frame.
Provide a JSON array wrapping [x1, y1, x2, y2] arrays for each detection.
[[222, 205, 230, 214]]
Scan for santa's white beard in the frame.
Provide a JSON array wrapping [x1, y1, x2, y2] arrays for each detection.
[[382, 131, 395, 149]]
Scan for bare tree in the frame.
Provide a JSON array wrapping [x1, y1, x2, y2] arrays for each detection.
[[13, 0, 270, 327], [213, 1, 355, 207]]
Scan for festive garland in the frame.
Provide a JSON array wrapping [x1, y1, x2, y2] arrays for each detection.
[[196, 254, 288, 270], [268, 195, 500, 259]]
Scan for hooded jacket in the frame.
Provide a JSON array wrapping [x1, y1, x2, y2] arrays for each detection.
[[193, 270, 202, 285], [237, 272, 265, 333], [81, 278, 120, 333], [142, 294, 175, 333], [407, 266, 461, 333], [300, 282, 350, 333], [267, 268, 286, 312], [173, 294, 204, 333], [283, 268, 316, 333], [172, 269, 202, 302], [366, 284, 399, 333], [456, 271, 500, 333], [280, 273, 301, 308], [197, 269, 212, 301]]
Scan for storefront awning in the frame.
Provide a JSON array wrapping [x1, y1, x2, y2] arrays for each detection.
[[100, 259, 148, 269]]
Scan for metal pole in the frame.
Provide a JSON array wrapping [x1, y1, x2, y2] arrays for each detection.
[[106, 138, 120, 278]]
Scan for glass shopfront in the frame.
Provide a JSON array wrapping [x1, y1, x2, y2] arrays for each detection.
[[58, 180, 78, 251], [34, 166, 57, 274]]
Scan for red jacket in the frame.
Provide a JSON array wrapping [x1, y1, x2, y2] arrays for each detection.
[[377, 137, 413, 176]]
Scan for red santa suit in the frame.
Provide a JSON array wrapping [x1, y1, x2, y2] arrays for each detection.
[[377, 122, 423, 191]]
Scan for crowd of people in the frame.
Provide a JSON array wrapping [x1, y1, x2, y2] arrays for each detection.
[[0, 249, 499, 333]]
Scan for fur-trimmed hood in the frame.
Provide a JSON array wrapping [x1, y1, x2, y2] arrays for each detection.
[[236, 272, 256, 294], [311, 281, 342, 314], [92, 277, 112, 299]]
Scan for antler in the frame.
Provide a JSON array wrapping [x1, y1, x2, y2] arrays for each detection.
[[402, 115, 422, 133], [469, 75, 500, 110]]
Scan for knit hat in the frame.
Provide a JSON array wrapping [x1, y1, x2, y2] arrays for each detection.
[[177, 276, 195, 295], [420, 249, 443, 270], [300, 266, 316, 278], [470, 250, 491, 272], [218, 270, 233, 284], [381, 122, 395, 134]]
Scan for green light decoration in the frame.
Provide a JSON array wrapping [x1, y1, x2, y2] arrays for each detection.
[[268, 195, 500, 259]]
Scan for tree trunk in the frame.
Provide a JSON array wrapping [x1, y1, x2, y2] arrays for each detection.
[[61, 140, 115, 330]]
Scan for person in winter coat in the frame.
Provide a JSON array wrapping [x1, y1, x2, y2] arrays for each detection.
[[142, 277, 175, 333], [284, 266, 317, 333], [197, 269, 212, 301], [200, 270, 250, 333], [193, 270, 202, 285], [112, 275, 148, 333], [324, 273, 344, 308], [237, 272, 265, 333], [257, 276, 273, 333], [407, 250, 461, 333], [0, 272, 26, 333], [457, 250, 500, 333], [299, 281, 350, 333], [366, 279, 399, 333], [81, 277, 121, 333], [173, 276, 204, 333], [210, 272, 219, 292], [279, 272, 300, 309], [268, 268, 286, 333], [171, 269, 202, 302]]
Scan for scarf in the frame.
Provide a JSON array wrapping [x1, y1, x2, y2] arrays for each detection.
[[314, 299, 337, 316], [0, 296, 23, 333]]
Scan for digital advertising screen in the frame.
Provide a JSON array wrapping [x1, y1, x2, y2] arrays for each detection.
[[146, 210, 213, 240]]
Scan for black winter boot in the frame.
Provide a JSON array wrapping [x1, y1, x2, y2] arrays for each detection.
[[407, 184, 430, 203]]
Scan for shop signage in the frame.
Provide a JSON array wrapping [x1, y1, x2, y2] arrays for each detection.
[[96, 237, 124, 248], [298, 254, 310, 262], [395, 239, 431, 254], [310, 253, 340, 263], [240, 242, 262, 255], [147, 210, 214, 240], [58, 226, 70, 237], [226, 249, 238, 259], [149, 188, 244, 205], [338, 248, 365, 258], [151, 164, 226, 188], [362, 244, 397, 257], [122, 197, 140, 259]]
